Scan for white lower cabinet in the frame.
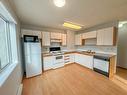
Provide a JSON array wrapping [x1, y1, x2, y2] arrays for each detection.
[[43, 56, 54, 71], [75, 54, 82, 64], [75, 53, 93, 69], [64, 54, 74, 64], [43, 53, 94, 71]]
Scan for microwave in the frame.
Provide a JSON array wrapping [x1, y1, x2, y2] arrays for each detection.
[[24, 35, 39, 42], [50, 47, 61, 52]]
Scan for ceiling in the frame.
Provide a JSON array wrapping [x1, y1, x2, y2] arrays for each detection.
[[9, 0, 127, 30]]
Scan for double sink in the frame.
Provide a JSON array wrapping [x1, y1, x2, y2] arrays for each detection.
[[78, 50, 115, 59]]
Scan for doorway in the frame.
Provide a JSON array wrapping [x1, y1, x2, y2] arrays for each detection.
[[115, 21, 127, 83]]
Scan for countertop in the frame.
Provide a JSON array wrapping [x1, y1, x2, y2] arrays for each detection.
[[42, 51, 116, 58], [42, 53, 53, 57]]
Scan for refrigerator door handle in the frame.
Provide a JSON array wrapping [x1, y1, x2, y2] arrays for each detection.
[[30, 44, 32, 64]]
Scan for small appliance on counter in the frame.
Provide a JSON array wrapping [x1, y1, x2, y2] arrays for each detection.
[[23, 35, 42, 78], [49, 47, 64, 69]]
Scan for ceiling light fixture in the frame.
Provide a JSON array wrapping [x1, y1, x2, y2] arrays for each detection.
[[63, 22, 82, 30], [53, 0, 66, 7]]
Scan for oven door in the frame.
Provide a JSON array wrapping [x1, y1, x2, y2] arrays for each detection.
[[53, 55, 64, 69], [55, 55, 64, 63], [93, 58, 109, 77]]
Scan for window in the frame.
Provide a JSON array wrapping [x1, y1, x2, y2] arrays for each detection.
[[0, 16, 11, 71], [0, 1, 18, 74]]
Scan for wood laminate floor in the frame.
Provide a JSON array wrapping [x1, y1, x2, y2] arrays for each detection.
[[22, 64, 127, 95], [116, 67, 127, 80]]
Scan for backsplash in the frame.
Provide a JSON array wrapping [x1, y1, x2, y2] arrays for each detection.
[[76, 46, 117, 54], [42, 47, 49, 53], [42, 46, 74, 53]]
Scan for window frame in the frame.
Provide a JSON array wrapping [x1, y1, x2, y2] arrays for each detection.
[[0, 14, 12, 72]]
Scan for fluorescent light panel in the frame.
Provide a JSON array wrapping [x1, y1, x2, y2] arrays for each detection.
[[53, 0, 65, 7], [63, 22, 82, 29]]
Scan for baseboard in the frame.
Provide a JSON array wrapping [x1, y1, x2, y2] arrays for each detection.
[[17, 84, 23, 95], [117, 66, 127, 70]]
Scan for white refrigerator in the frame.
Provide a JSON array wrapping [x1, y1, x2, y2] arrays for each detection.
[[24, 42, 42, 78]]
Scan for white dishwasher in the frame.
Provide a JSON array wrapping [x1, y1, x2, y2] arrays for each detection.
[[93, 54, 110, 77]]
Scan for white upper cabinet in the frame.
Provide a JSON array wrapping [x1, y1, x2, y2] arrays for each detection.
[[75, 34, 82, 45], [82, 31, 97, 39], [97, 27, 116, 45], [96, 29, 104, 45], [42, 32, 51, 46], [61, 33, 67, 46], [21, 29, 42, 38], [51, 32, 62, 39]]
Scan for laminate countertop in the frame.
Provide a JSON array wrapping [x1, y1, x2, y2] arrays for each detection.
[[42, 51, 116, 58], [64, 51, 116, 58]]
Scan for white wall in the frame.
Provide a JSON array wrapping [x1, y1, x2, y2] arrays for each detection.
[[117, 23, 127, 68], [0, 64, 22, 95], [0, 0, 23, 95]]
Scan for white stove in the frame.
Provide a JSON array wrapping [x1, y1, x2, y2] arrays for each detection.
[[49, 47, 65, 69]]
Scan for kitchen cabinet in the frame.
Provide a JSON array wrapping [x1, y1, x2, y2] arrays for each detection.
[[21, 29, 42, 38], [75, 53, 82, 64], [96, 29, 103, 45], [75, 53, 93, 69], [51, 32, 62, 39], [61, 33, 67, 46], [75, 34, 82, 45], [83, 55, 93, 69], [97, 27, 116, 45], [43, 56, 54, 71], [42, 32, 51, 46], [82, 31, 97, 39], [64, 54, 74, 64]]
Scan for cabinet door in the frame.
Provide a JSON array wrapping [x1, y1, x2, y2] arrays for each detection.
[[103, 27, 114, 45], [97, 27, 116, 45], [42, 32, 51, 46], [82, 31, 96, 39], [75, 34, 82, 45], [87, 31, 97, 38], [21, 29, 42, 38], [75, 54, 93, 69], [74, 54, 78, 63], [83, 55, 93, 69], [77, 54, 85, 66], [61, 33, 67, 46], [75, 54, 81, 64], [51, 32, 62, 39], [43, 56, 54, 71], [70, 54, 75, 63], [97, 29, 104, 45]]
